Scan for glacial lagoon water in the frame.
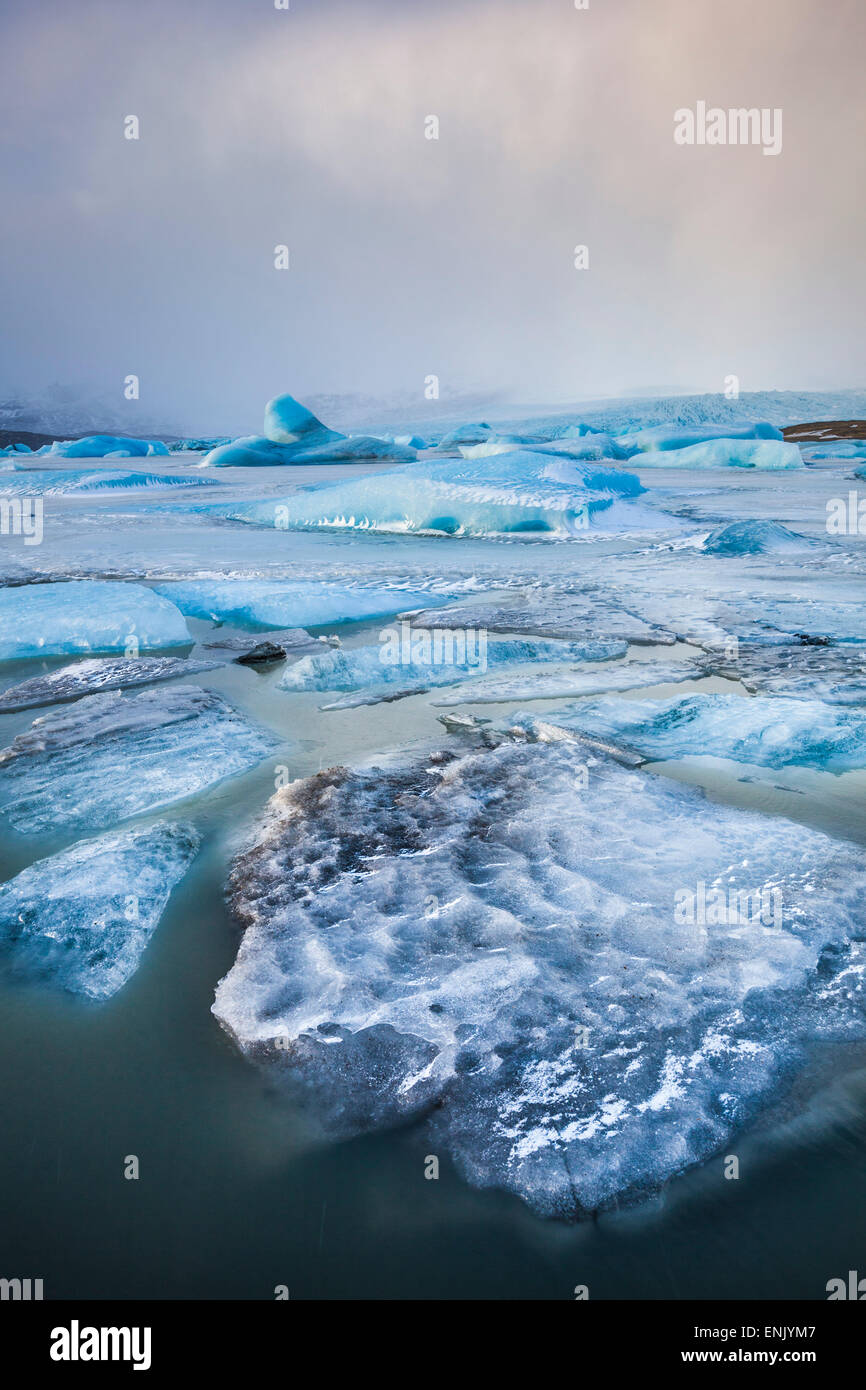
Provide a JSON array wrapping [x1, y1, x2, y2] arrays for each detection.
[[1, 435, 866, 1298]]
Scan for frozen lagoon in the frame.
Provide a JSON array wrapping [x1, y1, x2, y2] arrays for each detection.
[[2, 393, 866, 1293]]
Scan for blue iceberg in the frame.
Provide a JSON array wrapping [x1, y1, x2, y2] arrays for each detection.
[[0, 822, 200, 999], [201, 391, 416, 467], [217, 451, 667, 538], [151, 580, 443, 631], [702, 520, 816, 555], [634, 439, 802, 470], [40, 435, 170, 459], [0, 582, 191, 662], [528, 692, 866, 772], [616, 422, 783, 455]]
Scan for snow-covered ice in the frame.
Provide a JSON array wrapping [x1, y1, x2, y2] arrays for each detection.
[[151, 579, 443, 630], [431, 659, 706, 705], [213, 736, 866, 1215]]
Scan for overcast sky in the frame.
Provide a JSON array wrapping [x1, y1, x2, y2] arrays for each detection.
[[1, 0, 864, 434]]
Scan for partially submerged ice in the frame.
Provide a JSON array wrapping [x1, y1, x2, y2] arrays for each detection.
[[152, 579, 441, 630], [617, 422, 783, 455], [213, 737, 866, 1216], [0, 582, 191, 662], [0, 685, 277, 834], [219, 451, 672, 538], [0, 470, 216, 495], [528, 692, 866, 772], [406, 596, 676, 646], [701, 520, 816, 555], [634, 439, 803, 470], [279, 634, 628, 700], [202, 392, 415, 466], [0, 655, 221, 713], [432, 659, 706, 706], [0, 822, 199, 999], [704, 643, 866, 706], [39, 435, 170, 459]]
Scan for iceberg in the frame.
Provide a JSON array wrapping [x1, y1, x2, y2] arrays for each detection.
[[806, 442, 866, 460], [151, 580, 442, 630], [202, 434, 415, 468], [0, 582, 191, 662], [279, 634, 628, 701], [528, 692, 866, 772], [40, 435, 170, 459], [213, 736, 866, 1216], [0, 685, 277, 833], [460, 432, 627, 462], [217, 451, 668, 538], [633, 439, 803, 470], [0, 822, 199, 999], [617, 422, 783, 455], [432, 422, 492, 451], [701, 520, 816, 555], [263, 392, 344, 447], [0, 655, 222, 713]]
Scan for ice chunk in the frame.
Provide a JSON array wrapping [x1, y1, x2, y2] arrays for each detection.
[[0, 685, 277, 833], [263, 392, 344, 446], [0, 655, 221, 712], [41, 435, 170, 459], [202, 434, 415, 467], [0, 822, 199, 999], [460, 432, 628, 463], [0, 470, 217, 495], [203, 629, 339, 658], [634, 439, 803, 470], [407, 597, 675, 646], [701, 520, 816, 555], [217, 451, 669, 538], [213, 738, 866, 1215], [618, 422, 783, 455], [279, 634, 628, 701], [152, 580, 442, 630], [705, 643, 866, 706], [432, 422, 492, 450], [529, 692, 866, 772], [0, 582, 191, 662], [432, 660, 705, 706], [806, 442, 866, 460]]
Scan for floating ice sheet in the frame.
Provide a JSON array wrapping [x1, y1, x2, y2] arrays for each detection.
[[0, 582, 191, 662], [0, 822, 199, 998], [525, 692, 866, 772], [213, 737, 866, 1216], [279, 634, 627, 700], [432, 660, 706, 705], [0, 655, 222, 712], [151, 580, 442, 630], [0, 685, 277, 833]]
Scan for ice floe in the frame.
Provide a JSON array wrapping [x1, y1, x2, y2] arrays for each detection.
[[524, 692, 866, 772], [0, 655, 221, 712], [0, 822, 199, 998], [151, 580, 442, 630], [634, 440, 803, 470], [431, 660, 706, 706], [0, 685, 277, 833], [213, 736, 866, 1215], [0, 582, 191, 662]]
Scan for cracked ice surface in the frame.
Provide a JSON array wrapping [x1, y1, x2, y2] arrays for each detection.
[[212, 738, 866, 1216], [0, 822, 199, 998], [0, 685, 277, 833]]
